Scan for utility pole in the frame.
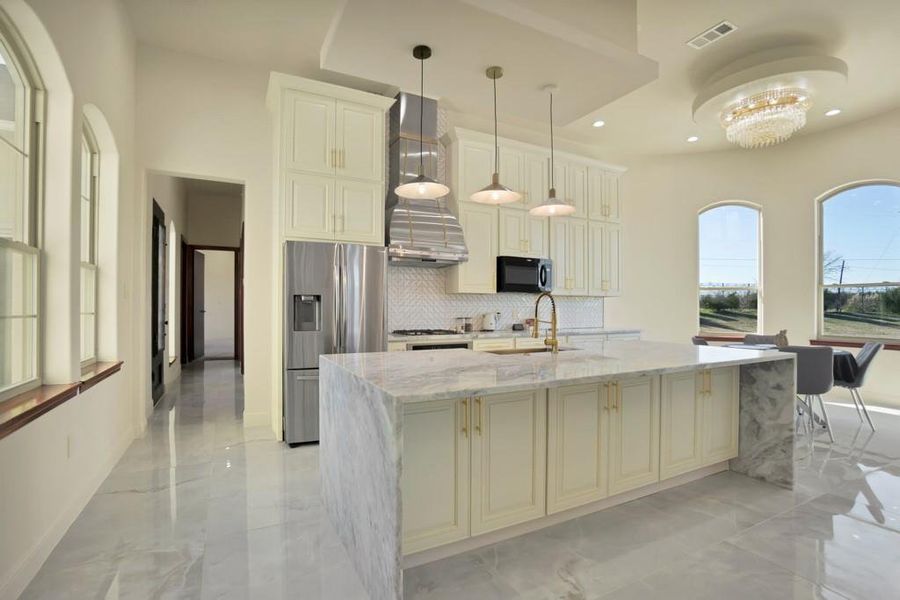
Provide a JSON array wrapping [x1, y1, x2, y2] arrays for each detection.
[[837, 259, 846, 313]]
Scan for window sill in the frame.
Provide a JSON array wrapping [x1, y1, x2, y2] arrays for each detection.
[[698, 334, 745, 342], [810, 339, 900, 352], [80, 361, 124, 392], [0, 361, 124, 442]]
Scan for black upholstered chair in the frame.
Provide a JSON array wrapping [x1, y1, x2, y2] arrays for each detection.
[[691, 336, 708, 346], [780, 345, 835, 442], [834, 342, 883, 431]]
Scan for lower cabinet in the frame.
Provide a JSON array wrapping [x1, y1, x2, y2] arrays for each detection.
[[607, 376, 660, 495], [401, 398, 470, 554], [472, 338, 515, 352], [659, 367, 739, 481], [471, 390, 547, 535], [547, 384, 609, 513]]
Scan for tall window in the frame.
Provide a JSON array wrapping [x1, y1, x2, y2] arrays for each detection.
[[698, 204, 761, 335], [820, 184, 900, 340], [0, 24, 41, 399], [79, 128, 98, 365]]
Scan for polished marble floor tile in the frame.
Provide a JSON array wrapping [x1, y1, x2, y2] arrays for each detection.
[[21, 362, 900, 600]]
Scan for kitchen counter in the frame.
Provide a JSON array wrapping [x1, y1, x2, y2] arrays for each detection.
[[319, 341, 795, 600]]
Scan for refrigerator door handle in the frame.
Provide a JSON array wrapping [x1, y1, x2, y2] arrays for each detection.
[[333, 244, 341, 354], [339, 244, 348, 354]]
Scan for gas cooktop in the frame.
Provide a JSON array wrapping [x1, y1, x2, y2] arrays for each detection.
[[391, 328, 459, 336]]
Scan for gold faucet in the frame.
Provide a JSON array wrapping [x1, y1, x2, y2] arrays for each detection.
[[532, 292, 559, 353]]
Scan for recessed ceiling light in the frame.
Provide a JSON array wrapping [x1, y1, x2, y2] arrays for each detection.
[[687, 136, 700, 143], [592, 120, 606, 128], [825, 108, 841, 117]]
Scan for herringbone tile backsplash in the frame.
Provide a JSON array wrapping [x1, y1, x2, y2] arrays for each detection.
[[387, 266, 604, 331]]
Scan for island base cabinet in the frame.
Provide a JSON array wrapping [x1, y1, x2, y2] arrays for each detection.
[[471, 390, 547, 535], [703, 367, 740, 464], [401, 399, 470, 555], [659, 372, 704, 480], [608, 376, 660, 495], [547, 384, 609, 514]]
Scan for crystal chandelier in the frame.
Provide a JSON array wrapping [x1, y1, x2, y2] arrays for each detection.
[[721, 88, 811, 149]]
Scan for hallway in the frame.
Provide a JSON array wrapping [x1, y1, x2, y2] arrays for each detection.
[[22, 360, 900, 599]]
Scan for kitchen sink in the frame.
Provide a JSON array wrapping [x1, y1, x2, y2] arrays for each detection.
[[487, 347, 573, 355]]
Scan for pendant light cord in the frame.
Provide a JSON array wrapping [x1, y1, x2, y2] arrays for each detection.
[[549, 91, 555, 189], [493, 75, 499, 175], [419, 55, 424, 177]]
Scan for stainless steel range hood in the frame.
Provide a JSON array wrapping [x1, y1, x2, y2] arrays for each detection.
[[386, 92, 468, 267]]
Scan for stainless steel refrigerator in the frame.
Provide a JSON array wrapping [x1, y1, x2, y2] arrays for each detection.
[[283, 241, 387, 443]]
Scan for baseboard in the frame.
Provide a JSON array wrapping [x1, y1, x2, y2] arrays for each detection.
[[403, 462, 729, 569], [242, 410, 271, 428], [0, 425, 135, 600]]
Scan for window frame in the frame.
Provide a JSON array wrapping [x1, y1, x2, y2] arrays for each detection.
[[697, 201, 764, 336], [79, 125, 99, 367], [0, 11, 45, 402], [816, 180, 900, 343]]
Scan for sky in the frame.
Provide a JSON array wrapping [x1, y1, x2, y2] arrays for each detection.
[[699, 185, 900, 287]]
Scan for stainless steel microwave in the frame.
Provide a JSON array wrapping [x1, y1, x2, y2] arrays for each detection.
[[496, 256, 552, 293]]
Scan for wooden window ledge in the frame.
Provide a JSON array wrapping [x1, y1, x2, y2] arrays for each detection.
[[0, 361, 124, 441], [810, 339, 900, 352]]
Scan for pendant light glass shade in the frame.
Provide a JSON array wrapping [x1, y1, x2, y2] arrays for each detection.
[[395, 174, 450, 200], [471, 66, 522, 205], [530, 85, 575, 217], [395, 45, 450, 200]]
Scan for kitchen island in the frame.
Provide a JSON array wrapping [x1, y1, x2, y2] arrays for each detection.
[[320, 341, 795, 600]]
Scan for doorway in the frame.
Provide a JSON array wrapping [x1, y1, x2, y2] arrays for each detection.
[[150, 200, 166, 404], [182, 245, 242, 363]]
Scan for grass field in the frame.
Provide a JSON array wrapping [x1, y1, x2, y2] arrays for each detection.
[[700, 308, 900, 338]]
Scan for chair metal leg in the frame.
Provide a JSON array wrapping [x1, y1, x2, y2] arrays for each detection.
[[806, 395, 815, 432], [853, 388, 876, 432], [816, 395, 835, 443], [848, 387, 864, 420]]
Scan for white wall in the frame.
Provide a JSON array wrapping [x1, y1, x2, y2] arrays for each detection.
[[187, 191, 242, 247], [605, 107, 900, 406], [136, 44, 274, 427], [201, 250, 235, 357], [0, 0, 139, 598]]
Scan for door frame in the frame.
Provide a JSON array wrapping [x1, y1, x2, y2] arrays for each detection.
[[180, 242, 244, 364]]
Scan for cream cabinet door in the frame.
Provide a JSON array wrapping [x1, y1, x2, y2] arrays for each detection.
[[458, 141, 494, 202], [660, 372, 704, 480], [333, 179, 383, 245], [608, 376, 660, 495], [522, 151, 548, 211], [549, 217, 569, 294], [446, 203, 498, 293], [567, 218, 588, 295], [547, 384, 609, 514], [602, 222, 623, 296], [335, 100, 384, 182], [567, 162, 589, 218], [604, 172, 622, 222], [471, 390, 547, 535], [525, 214, 549, 259], [499, 146, 524, 203], [283, 90, 335, 175], [283, 172, 334, 240], [514, 337, 547, 350], [498, 208, 527, 256], [588, 168, 605, 220], [402, 398, 470, 554], [472, 338, 514, 352], [702, 367, 740, 464], [587, 221, 604, 296]]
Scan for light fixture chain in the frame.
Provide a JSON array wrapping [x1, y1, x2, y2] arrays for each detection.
[[493, 74, 499, 175], [419, 54, 424, 176]]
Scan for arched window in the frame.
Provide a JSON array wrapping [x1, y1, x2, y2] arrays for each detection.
[[0, 16, 43, 399], [79, 125, 98, 365], [819, 183, 900, 340], [167, 222, 177, 362], [698, 203, 762, 335]]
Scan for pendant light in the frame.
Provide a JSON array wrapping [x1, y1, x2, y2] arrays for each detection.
[[470, 66, 522, 205], [530, 85, 575, 217], [395, 45, 450, 200]]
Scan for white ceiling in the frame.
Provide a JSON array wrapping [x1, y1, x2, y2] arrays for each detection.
[[123, 0, 900, 158]]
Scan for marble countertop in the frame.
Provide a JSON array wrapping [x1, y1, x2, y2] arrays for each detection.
[[388, 327, 641, 343], [321, 340, 793, 404]]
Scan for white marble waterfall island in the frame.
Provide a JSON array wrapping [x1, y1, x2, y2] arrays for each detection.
[[319, 341, 796, 600]]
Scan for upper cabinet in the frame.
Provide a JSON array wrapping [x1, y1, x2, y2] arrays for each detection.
[[268, 73, 394, 245], [588, 168, 622, 222], [446, 203, 498, 294]]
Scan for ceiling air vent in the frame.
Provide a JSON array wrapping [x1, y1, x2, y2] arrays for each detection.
[[687, 21, 737, 50]]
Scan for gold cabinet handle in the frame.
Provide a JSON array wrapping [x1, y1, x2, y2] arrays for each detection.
[[475, 397, 483, 435], [706, 370, 712, 395], [613, 381, 620, 411], [462, 398, 469, 437]]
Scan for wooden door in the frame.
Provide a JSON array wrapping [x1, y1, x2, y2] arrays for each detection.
[[334, 179, 382, 244], [283, 90, 335, 175], [547, 384, 609, 513], [150, 200, 166, 403], [284, 172, 334, 240], [192, 251, 205, 360], [402, 398, 470, 554], [335, 100, 383, 182], [471, 390, 546, 535], [702, 367, 740, 464], [608, 376, 659, 495], [660, 371, 703, 480]]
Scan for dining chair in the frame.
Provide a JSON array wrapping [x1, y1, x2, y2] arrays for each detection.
[[691, 336, 708, 346], [834, 342, 883, 431], [780, 345, 835, 442]]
